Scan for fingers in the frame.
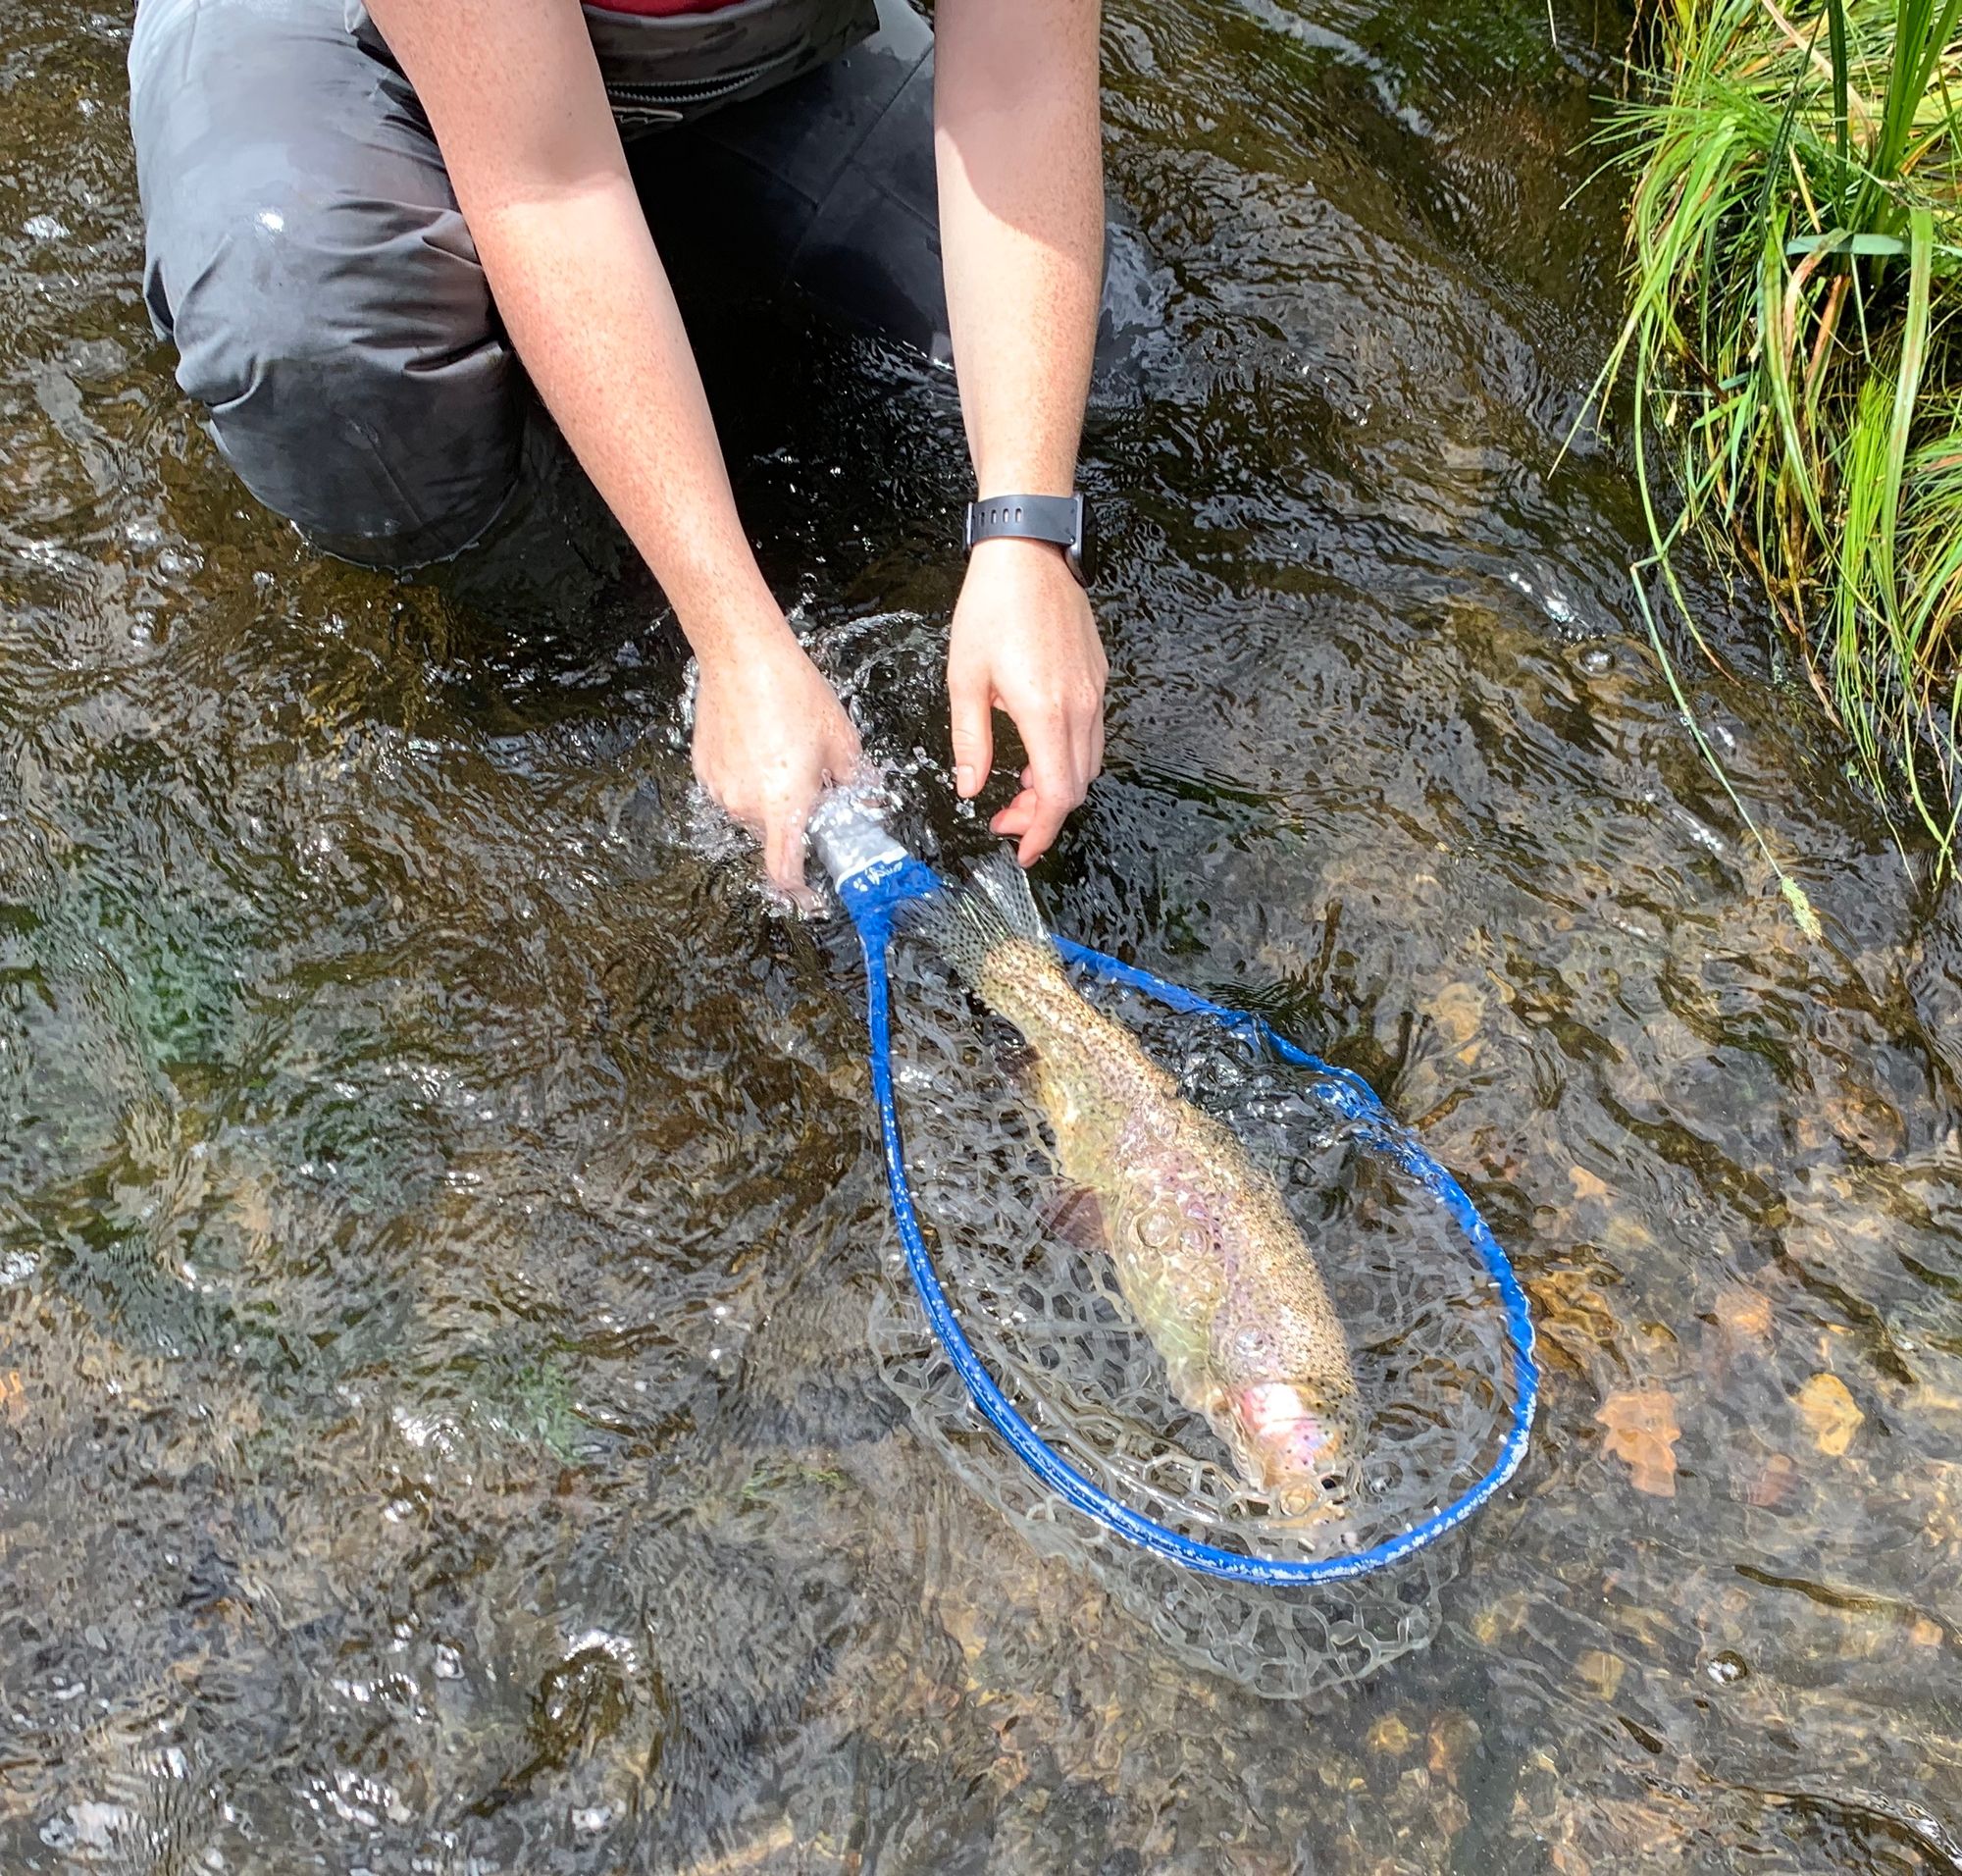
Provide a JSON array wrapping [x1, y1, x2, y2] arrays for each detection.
[[974, 726, 1103, 861], [824, 719, 866, 798], [763, 798, 811, 908], [1013, 769, 1076, 865], [992, 676, 1107, 864], [990, 739, 1079, 866], [991, 785, 1040, 842], [948, 666, 995, 801]]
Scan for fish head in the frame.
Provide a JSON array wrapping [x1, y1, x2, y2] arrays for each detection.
[[1225, 1381, 1364, 1519]]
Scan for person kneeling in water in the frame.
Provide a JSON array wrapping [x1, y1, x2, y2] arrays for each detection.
[[129, 0, 1117, 895]]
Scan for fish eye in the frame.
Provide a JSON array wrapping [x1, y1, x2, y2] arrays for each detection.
[[1319, 1473, 1346, 1494]]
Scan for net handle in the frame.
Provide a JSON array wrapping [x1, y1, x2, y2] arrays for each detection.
[[835, 852, 1538, 1588]]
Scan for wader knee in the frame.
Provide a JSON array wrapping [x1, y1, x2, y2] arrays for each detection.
[[130, 0, 524, 568], [151, 214, 523, 569]]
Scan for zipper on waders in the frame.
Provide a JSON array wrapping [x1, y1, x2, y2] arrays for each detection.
[[604, 41, 805, 123]]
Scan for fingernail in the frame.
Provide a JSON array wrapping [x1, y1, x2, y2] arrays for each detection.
[[955, 765, 974, 796]]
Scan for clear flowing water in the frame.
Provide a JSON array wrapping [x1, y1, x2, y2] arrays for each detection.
[[3, 1, 1961, 1870]]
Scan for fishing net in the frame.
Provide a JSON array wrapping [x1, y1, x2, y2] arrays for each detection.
[[865, 934, 1528, 1701], [807, 793, 1534, 1703]]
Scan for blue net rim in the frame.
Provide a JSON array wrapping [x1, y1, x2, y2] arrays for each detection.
[[840, 855, 1538, 1588]]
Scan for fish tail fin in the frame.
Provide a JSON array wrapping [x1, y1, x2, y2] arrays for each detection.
[[896, 878, 1015, 992], [969, 853, 1050, 945], [897, 853, 1053, 993]]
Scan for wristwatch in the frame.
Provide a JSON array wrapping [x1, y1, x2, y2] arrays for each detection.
[[962, 492, 1096, 588]]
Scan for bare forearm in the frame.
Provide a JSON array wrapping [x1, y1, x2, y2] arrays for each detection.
[[935, 0, 1104, 496], [365, 0, 782, 670], [934, 0, 1108, 862], [467, 183, 781, 659], [364, 0, 858, 894]]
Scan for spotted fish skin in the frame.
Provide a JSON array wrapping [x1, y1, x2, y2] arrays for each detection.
[[903, 857, 1363, 1514]]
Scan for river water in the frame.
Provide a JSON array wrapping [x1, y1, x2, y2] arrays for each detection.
[[4, 1, 1961, 1870]]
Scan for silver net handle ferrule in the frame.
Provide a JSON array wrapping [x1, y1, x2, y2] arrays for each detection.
[[808, 788, 909, 888]]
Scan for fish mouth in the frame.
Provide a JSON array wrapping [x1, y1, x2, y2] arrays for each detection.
[[1227, 1381, 1361, 1518]]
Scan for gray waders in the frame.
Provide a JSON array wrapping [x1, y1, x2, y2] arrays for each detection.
[[128, 0, 951, 567]]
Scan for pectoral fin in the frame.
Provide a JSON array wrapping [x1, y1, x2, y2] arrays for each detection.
[[1042, 1185, 1108, 1252]]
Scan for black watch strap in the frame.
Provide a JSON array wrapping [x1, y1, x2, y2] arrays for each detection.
[[962, 493, 1093, 587]]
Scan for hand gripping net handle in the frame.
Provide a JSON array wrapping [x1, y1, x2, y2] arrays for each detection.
[[809, 795, 1539, 1587]]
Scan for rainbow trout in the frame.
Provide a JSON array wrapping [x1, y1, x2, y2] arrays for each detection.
[[905, 857, 1363, 1519]]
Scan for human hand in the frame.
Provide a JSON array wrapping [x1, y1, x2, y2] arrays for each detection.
[[947, 538, 1108, 864], [691, 616, 862, 905]]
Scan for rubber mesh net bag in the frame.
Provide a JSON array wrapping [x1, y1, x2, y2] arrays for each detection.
[[867, 937, 1525, 1701]]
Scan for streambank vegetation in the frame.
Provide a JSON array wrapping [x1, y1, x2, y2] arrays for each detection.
[[1601, 0, 1962, 881]]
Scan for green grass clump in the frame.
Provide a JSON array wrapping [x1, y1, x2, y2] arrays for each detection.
[[1600, 0, 1962, 877]]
